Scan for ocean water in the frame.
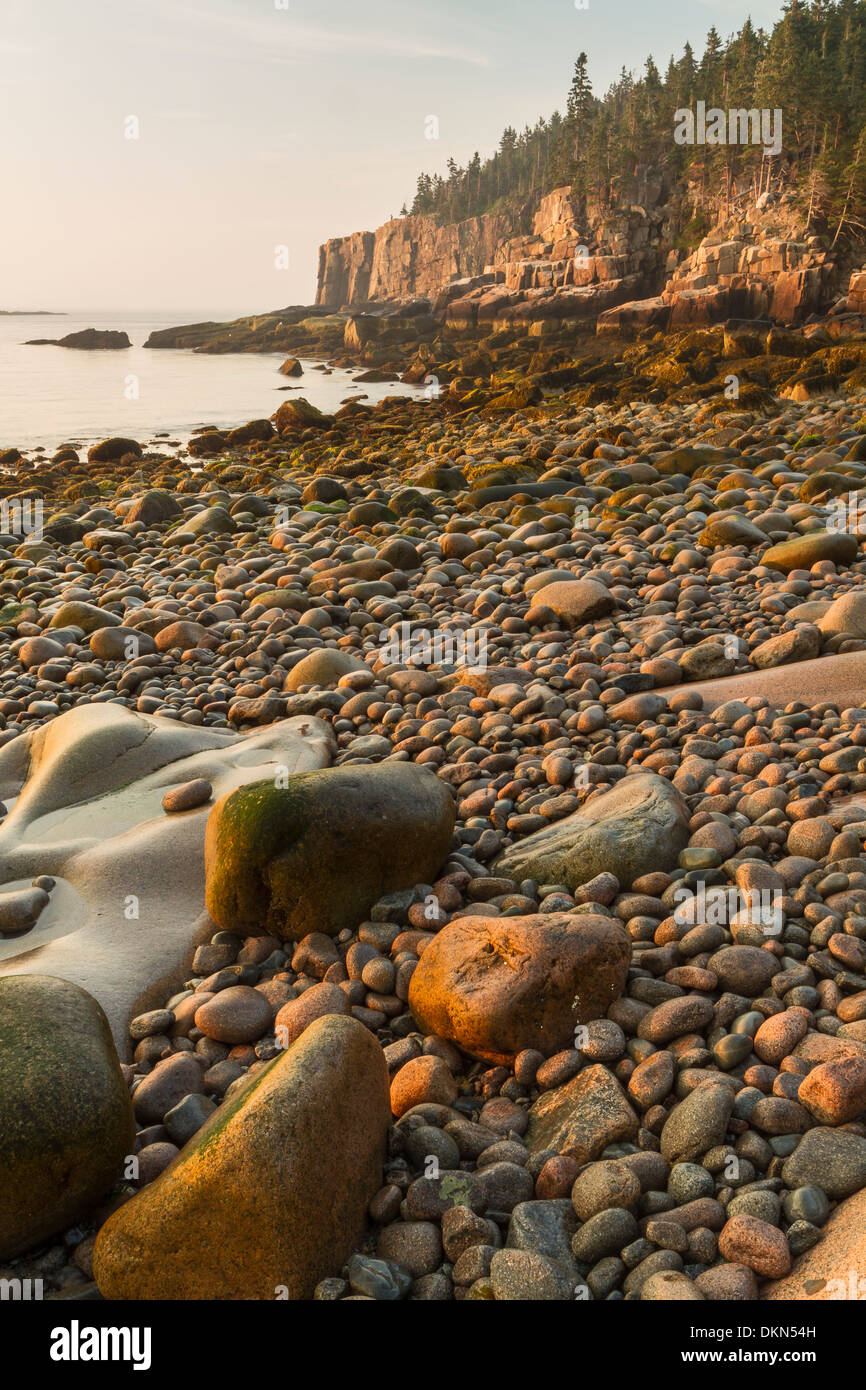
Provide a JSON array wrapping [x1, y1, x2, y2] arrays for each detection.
[[0, 310, 425, 454]]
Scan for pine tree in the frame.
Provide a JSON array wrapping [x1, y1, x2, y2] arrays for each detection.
[[400, 3, 866, 237]]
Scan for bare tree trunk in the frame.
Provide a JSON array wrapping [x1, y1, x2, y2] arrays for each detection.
[[832, 133, 865, 249]]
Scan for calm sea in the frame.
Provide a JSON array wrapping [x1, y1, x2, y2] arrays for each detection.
[[0, 310, 424, 454]]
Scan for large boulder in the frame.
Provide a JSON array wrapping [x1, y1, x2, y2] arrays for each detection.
[[169, 505, 235, 541], [87, 436, 142, 462], [678, 643, 737, 680], [763, 531, 858, 573], [124, 490, 183, 527], [749, 625, 822, 669], [93, 1015, 390, 1299], [408, 913, 630, 1065], [0, 976, 134, 1258], [531, 579, 615, 626], [818, 590, 866, 638], [780, 1126, 866, 1198], [699, 514, 767, 548], [273, 398, 333, 432], [283, 648, 367, 692], [493, 772, 690, 892], [205, 762, 455, 941]]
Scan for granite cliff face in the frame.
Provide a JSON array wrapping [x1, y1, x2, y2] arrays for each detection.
[[317, 176, 845, 330], [317, 208, 529, 308], [316, 184, 667, 326]]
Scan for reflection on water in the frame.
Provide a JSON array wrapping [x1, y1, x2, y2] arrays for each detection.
[[0, 310, 424, 452]]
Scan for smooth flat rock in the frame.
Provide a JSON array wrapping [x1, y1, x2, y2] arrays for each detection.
[[663, 650, 866, 714], [763, 1189, 866, 1300], [493, 772, 690, 891], [0, 705, 333, 1057]]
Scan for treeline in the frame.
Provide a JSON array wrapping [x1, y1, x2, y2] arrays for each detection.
[[406, 0, 866, 244]]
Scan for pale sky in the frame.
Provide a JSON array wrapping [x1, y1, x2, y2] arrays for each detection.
[[1, 0, 784, 316]]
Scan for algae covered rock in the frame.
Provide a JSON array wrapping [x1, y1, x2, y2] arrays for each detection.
[[87, 436, 142, 462], [0, 975, 135, 1258], [205, 762, 455, 940], [273, 397, 333, 432]]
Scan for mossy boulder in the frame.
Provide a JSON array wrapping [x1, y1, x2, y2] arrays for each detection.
[[0, 976, 135, 1259], [64, 480, 100, 500], [273, 398, 333, 433], [187, 431, 227, 458], [87, 437, 142, 463], [390, 488, 434, 517], [0, 601, 36, 628], [411, 465, 467, 491], [225, 419, 275, 447], [42, 513, 87, 544], [799, 471, 859, 503], [482, 381, 543, 412], [48, 600, 122, 633], [205, 762, 455, 940], [124, 491, 183, 526]]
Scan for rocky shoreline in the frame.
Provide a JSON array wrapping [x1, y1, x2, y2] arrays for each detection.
[[2, 334, 866, 1302]]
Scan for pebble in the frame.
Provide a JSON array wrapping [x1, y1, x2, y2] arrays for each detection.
[[162, 779, 213, 813]]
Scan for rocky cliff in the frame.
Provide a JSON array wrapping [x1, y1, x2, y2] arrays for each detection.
[[318, 175, 847, 330], [316, 184, 668, 328], [317, 208, 529, 307]]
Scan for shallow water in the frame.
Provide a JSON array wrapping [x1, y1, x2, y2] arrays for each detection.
[[0, 309, 425, 453]]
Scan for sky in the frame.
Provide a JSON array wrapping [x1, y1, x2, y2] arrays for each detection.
[[1, 0, 786, 317]]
